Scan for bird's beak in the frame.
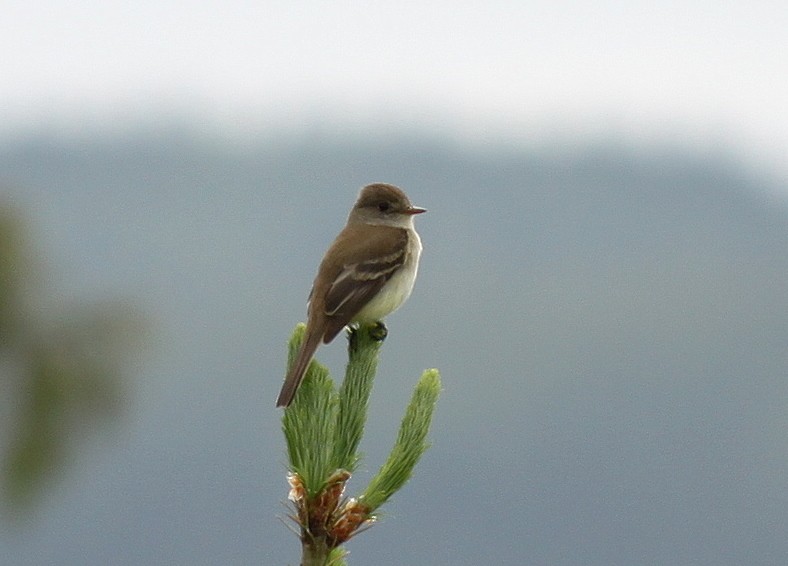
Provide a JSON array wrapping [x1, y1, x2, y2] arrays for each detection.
[[405, 206, 427, 215]]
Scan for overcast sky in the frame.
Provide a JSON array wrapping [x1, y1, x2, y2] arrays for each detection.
[[2, 1, 787, 181]]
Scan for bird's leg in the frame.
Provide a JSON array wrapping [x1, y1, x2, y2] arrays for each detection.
[[347, 325, 359, 352]]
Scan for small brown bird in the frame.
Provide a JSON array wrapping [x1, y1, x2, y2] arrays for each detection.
[[276, 183, 425, 407]]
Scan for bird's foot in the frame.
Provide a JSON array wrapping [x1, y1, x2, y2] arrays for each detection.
[[369, 321, 388, 341], [346, 321, 388, 352]]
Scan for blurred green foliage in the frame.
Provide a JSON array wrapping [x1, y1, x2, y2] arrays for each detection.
[[0, 201, 143, 515]]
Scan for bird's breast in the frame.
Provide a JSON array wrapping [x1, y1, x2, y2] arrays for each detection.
[[353, 229, 422, 323]]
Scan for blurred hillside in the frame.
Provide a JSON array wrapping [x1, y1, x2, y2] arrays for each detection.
[[1, 130, 786, 565]]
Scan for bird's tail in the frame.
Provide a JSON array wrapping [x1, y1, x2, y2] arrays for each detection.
[[276, 330, 322, 407]]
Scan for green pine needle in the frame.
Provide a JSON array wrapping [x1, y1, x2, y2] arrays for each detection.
[[331, 325, 382, 472], [360, 369, 441, 511], [281, 325, 338, 497]]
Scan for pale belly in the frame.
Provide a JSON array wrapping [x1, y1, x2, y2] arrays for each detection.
[[353, 231, 421, 323]]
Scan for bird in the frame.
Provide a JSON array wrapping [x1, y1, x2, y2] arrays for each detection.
[[276, 183, 425, 407]]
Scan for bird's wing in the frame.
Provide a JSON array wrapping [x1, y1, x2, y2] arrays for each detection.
[[320, 226, 408, 342]]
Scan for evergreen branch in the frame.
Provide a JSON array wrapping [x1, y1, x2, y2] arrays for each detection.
[[279, 324, 440, 564]]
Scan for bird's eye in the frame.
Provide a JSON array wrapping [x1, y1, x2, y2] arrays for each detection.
[[378, 201, 390, 212]]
